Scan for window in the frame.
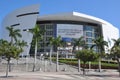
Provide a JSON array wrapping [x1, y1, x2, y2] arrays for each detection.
[[86, 44, 92, 48], [46, 31, 53, 35], [46, 24, 53, 30], [46, 37, 50, 41], [85, 26, 93, 31], [86, 32, 92, 37], [94, 28, 99, 32], [86, 38, 92, 43], [16, 12, 39, 17], [93, 33, 99, 38], [40, 24, 45, 30]]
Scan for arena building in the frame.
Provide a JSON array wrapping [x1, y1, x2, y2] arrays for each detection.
[[2, 5, 119, 56]]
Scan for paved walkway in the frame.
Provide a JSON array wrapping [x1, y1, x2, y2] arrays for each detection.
[[0, 58, 78, 72], [0, 58, 120, 80], [0, 71, 120, 80]]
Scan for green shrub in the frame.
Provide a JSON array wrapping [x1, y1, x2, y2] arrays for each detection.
[[58, 58, 118, 69]]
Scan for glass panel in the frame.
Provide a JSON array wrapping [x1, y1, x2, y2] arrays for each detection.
[[93, 33, 99, 38], [87, 44, 92, 48], [86, 38, 92, 43], [46, 24, 53, 30], [94, 28, 99, 32], [86, 32, 92, 37], [46, 31, 53, 35], [85, 26, 93, 31]]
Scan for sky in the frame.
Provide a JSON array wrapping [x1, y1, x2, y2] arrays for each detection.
[[0, 0, 120, 37]]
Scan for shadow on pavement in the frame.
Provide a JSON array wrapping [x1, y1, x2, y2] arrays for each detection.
[[86, 74, 119, 78], [0, 76, 16, 78]]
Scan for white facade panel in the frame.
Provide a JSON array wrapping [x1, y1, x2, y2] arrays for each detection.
[[2, 4, 39, 56], [102, 24, 119, 53]]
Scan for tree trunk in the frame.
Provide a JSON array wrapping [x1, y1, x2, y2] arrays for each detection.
[[44, 57, 46, 72], [117, 58, 120, 77], [6, 59, 10, 77], [50, 46, 53, 65], [98, 57, 101, 72], [33, 39, 37, 72], [83, 62, 86, 75], [89, 61, 91, 71], [56, 51, 59, 72], [78, 59, 80, 72], [26, 56, 28, 71], [119, 62, 120, 77], [9, 60, 11, 72], [9, 37, 13, 72]]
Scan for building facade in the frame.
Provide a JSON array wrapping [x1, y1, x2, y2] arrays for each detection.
[[2, 5, 119, 56]]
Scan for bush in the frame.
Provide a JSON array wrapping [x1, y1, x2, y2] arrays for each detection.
[[101, 60, 117, 64], [58, 58, 118, 69]]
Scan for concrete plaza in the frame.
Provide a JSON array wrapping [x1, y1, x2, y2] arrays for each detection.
[[0, 58, 120, 80], [0, 71, 120, 80]]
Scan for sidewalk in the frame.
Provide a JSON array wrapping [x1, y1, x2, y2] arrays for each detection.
[[0, 70, 120, 80], [0, 58, 120, 80]]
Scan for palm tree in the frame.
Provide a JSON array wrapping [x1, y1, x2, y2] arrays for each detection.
[[72, 36, 85, 52], [50, 36, 62, 72], [28, 24, 44, 72], [49, 37, 54, 65], [16, 40, 28, 51], [111, 38, 120, 77], [6, 26, 22, 44], [6, 26, 22, 72], [91, 36, 108, 72], [72, 36, 85, 72]]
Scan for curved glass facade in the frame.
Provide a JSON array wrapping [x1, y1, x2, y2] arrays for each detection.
[[29, 21, 101, 55], [84, 25, 101, 49]]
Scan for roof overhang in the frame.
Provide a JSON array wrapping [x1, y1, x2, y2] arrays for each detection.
[[37, 12, 113, 26]]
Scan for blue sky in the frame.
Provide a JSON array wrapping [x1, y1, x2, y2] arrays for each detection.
[[0, 0, 120, 37]]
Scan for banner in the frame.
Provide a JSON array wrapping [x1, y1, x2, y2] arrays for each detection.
[[57, 24, 83, 39]]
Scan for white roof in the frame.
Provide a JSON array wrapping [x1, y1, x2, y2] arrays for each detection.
[[37, 12, 113, 26]]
